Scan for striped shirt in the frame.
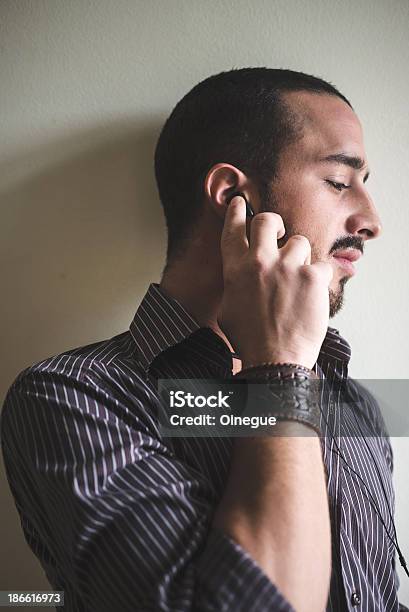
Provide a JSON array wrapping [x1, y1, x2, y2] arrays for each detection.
[[0, 282, 403, 611]]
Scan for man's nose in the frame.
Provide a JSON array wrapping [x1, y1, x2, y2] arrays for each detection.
[[346, 189, 382, 240]]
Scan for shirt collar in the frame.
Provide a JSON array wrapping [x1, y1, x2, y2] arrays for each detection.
[[129, 283, 351, 373], [320, 325, 352, 366], [130, 283, 201, 372]]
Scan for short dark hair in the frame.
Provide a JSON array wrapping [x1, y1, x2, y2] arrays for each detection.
[[154, 67, 352, 263]]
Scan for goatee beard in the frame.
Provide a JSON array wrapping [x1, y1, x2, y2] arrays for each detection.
[[329, 276, 349, 318]]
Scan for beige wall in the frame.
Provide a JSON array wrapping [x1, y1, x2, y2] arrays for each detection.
[[1, 0, 408, 607]]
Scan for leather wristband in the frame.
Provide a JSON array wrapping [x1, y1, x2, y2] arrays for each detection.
[[233, 362, 322, 436]]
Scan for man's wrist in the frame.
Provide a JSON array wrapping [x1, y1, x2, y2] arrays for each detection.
[[234, 362, 322, 436]]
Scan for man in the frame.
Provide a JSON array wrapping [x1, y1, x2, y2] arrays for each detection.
[[1, 68, 407, 611]]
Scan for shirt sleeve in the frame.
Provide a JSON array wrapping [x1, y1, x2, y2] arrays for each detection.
[[0, 366, 295, 612]]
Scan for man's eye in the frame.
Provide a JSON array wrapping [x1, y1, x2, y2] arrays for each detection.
[[326, 180, 350, 192]]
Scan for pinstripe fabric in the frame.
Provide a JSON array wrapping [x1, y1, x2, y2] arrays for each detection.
[[0, 282, 402, 611]]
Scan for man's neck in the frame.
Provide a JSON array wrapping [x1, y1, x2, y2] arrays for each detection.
[[159, 253, 242, 374]]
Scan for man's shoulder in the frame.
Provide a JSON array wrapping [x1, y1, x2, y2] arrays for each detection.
[[1, 331, 162, 452], [3, 330, 149, 407]]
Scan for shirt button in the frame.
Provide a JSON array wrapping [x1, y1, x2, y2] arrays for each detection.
[[351, 591, 361, 606]]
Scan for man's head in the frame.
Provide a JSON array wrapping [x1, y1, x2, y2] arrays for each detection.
[[154, 68, 382, 317]]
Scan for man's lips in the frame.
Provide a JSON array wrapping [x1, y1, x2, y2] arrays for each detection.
[[332, 249, 362, 275], [333, 249, 362, 262]]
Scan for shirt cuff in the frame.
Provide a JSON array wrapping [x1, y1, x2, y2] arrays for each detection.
[[196, 527, 296, 611]]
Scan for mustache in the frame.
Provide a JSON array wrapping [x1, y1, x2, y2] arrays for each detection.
[[330, 235, 364, 255], [277, 233, 364, 255]]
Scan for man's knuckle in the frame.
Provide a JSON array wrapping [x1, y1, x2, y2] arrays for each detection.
[[291, 234, 310, 247], [269, 212, 284, 223], [276, 259, 291, 276], [251, 213, 269, 225], [249, 254, 267, 272], [254, 212, 282, 224], [299, 265, 319, 281]]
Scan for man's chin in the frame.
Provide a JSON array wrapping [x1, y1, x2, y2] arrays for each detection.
[[329, 276, 349, 318]]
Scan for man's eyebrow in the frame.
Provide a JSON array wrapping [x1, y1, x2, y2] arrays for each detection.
[[318, 153, 371, 182]]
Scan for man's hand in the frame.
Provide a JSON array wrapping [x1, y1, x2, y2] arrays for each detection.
[[217, 195, 334, 369], [214, 197, 332, 612]]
